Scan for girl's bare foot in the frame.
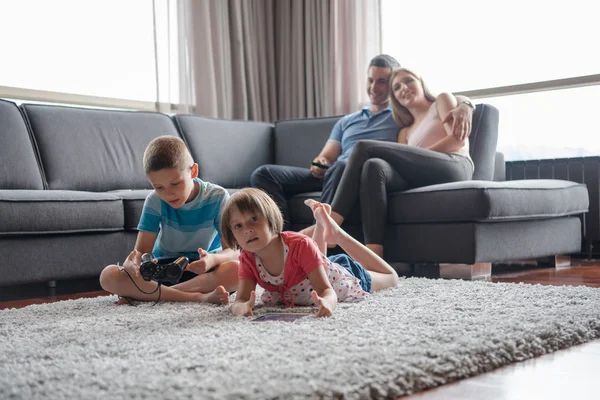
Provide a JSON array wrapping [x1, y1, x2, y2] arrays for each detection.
[[313, 205, 344, 246], [303, 200, 337, 247], [199, 285, 230, 305]]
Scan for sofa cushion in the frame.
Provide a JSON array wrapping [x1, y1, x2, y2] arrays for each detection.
[[0, 99, 44, 190], [174, 115, 273, 188], [22, 104, 180, 191], [109, 189, 153, 230], [388, 179, 589, 224], [274, 116, 341, 167], [0, 190, 123, 235]]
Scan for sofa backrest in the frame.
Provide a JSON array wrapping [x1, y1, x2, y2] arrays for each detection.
[[0, 99, 44, 190], [174, 115, 274, 188], [469, 103, 500, 181], [21, 104, 180, 191], [273, 116, 341, 167]]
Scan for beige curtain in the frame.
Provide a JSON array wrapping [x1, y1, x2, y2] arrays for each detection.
[[164, 0, 380, 121], [331, 0, 381, 115]]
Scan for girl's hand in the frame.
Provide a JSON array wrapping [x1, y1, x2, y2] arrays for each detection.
[[232, 291, 256, 317], [188, 248, 215, 274], [123, 249, 143, 278], [311, 291, 334, 318]]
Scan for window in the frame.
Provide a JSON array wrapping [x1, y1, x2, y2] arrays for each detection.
[[381, 0, 600, 160], [0, 0, 156, 102]]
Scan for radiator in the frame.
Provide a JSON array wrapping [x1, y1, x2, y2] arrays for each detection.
[[505, 156, 600, 256]]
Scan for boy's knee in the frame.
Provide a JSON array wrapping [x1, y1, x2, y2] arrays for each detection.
[[99, 264, 121, 293], [219, 260, 240, 288], [224, 260, 240, 277]]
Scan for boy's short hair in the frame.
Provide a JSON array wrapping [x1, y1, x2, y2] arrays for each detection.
[[220, 188, 283, 250], [143, 136, 194, 174]]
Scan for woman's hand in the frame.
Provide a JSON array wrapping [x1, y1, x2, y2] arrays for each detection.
[[232, 291, 256, 317]]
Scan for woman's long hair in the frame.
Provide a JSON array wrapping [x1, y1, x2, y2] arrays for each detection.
[[389, 67, 437, 128]]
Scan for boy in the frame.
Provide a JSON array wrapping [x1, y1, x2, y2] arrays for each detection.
[[100, 136, 239, 304]]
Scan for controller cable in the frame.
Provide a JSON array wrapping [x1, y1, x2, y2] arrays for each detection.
[[117, 263, 162, 306]]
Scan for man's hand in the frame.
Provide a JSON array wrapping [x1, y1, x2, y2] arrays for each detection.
[[188, 248, 216, 274], [310, 156, 330, 179], [231, 291, 256, 317], [123, 249, 143, 278], [442, 103, 473, 141]]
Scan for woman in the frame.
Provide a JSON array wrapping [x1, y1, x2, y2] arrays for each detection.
[[322, 68, 475, 258]]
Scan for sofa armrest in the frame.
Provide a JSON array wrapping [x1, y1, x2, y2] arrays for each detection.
[[493, 152, 506, 181]]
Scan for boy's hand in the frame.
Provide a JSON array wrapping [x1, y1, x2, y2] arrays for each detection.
[[311, 291, 334, 318], [123, 249, 143, 278], [188, 248, 216, 274], [232, 291, 256, 317]]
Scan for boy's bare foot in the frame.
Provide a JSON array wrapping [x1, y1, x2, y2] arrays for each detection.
[[200, 285, 230, 305], [313, 205, 344, 246], [115, 297, 130, 305]]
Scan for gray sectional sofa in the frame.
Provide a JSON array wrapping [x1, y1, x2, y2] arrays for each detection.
[[0, 98, 589, 288]]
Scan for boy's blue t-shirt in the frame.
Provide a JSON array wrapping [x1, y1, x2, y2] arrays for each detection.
[[137, 178, 229, 260], [328, 106, 399, 161]]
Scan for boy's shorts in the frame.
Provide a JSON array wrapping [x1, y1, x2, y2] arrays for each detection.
[[327, 254, 372, 293]]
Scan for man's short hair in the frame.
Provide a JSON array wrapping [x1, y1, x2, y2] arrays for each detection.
[[369, 54, 400, 70], [143, 136, 194, 174]]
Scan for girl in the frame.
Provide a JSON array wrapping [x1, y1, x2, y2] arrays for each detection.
[[220, 188, 399, 317]]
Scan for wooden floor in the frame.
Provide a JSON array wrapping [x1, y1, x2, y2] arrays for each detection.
[[2, 261, 600, 399]]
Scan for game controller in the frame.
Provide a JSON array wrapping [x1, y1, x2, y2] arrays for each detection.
[[139, 254, 189, 285]]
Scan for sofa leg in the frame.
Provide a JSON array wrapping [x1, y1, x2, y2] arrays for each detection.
[[438, 262, 492, 280], [537, 255, 571, 269]]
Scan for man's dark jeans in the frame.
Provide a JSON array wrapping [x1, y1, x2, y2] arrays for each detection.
[[250, 160, 347, 230]]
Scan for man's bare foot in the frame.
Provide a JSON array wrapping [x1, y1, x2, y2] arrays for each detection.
[[313, 206, 344, 245], [200, 285, 230, 305]]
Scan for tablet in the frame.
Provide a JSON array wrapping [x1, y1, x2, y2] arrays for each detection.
[[251, 313, 311, 322]]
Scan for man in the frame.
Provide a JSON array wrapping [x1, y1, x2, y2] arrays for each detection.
[[251, 54, 474, 230]]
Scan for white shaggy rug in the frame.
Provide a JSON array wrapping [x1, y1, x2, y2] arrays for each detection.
[[1, 278, 600, 399]]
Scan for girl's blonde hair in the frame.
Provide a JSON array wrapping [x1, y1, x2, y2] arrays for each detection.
[[220, 188, 284, 249], [389, 67, 437, 128]]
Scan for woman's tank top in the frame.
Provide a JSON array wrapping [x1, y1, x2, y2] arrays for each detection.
[[406, 102, 473, 163]]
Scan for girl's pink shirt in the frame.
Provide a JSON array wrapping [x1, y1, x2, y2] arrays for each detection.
[[238, 231, 323, 292]]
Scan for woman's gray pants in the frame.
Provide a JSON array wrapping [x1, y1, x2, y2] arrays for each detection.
[[330, 140, 474, 245]]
